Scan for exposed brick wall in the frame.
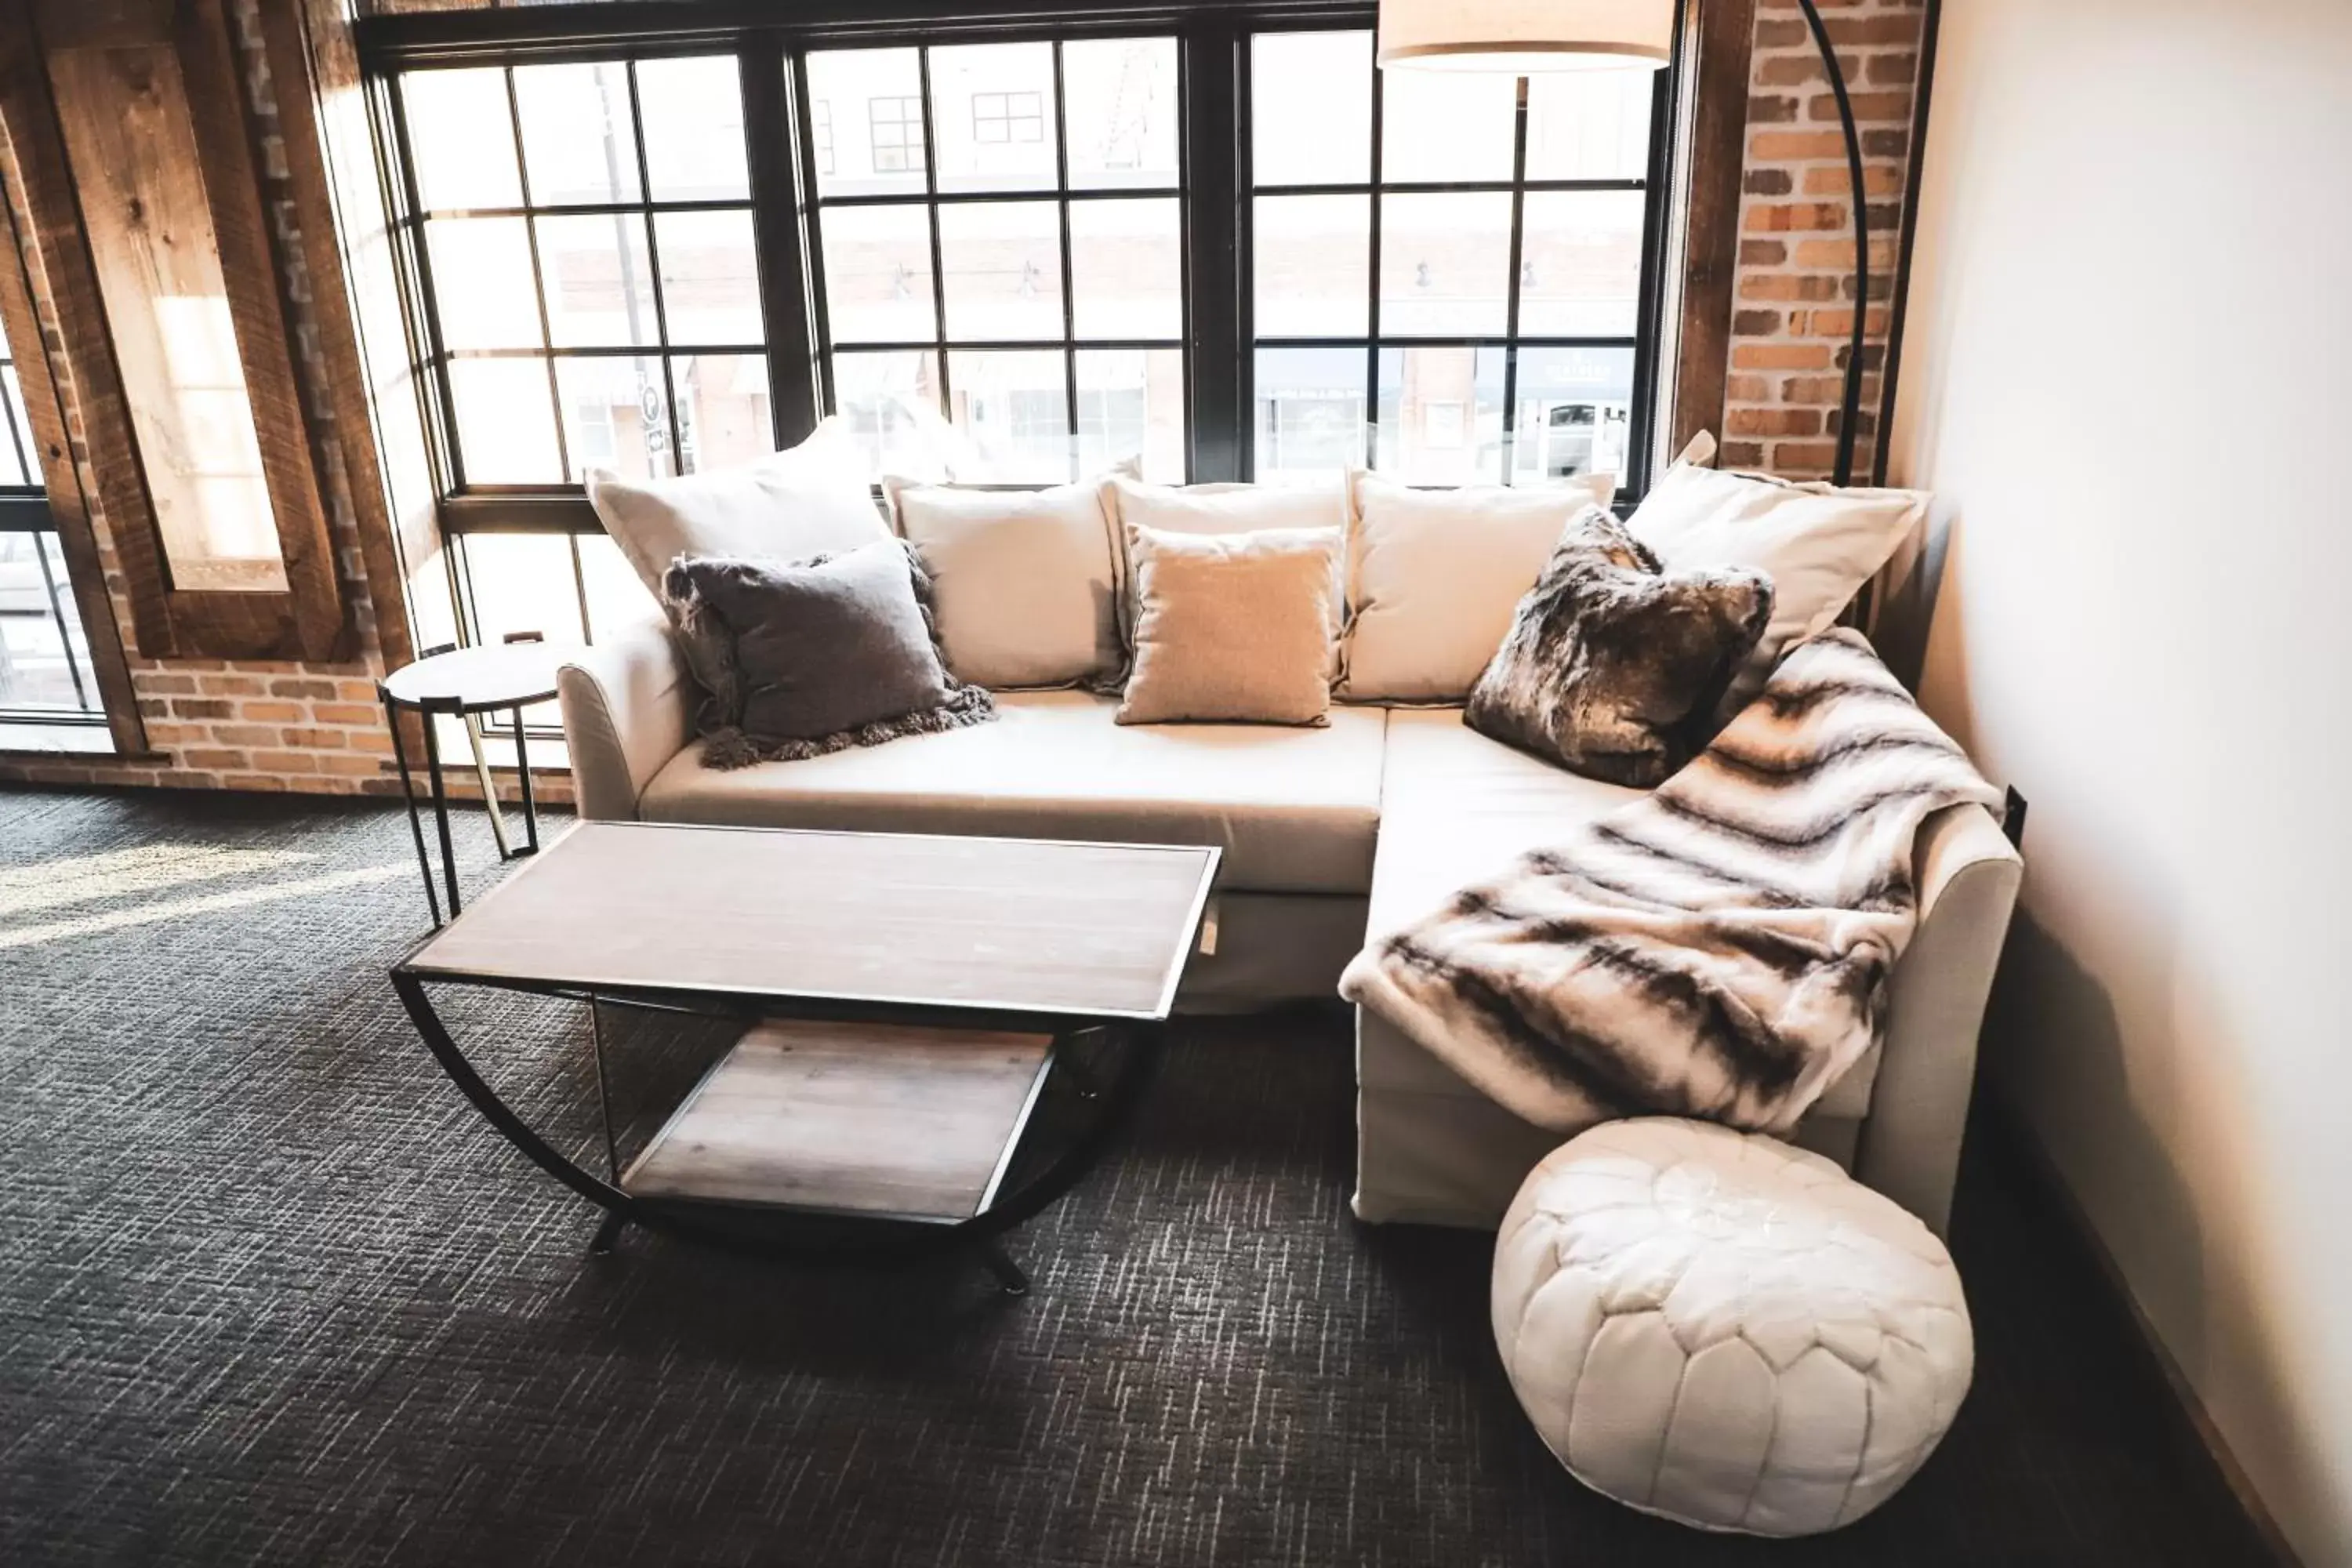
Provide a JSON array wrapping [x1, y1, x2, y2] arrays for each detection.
[[1722, 0, 1926, 478], [0, 1, 567, 805]]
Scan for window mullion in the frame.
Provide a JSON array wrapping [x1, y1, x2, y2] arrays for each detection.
[[623, 62, 685, 477], [917, 47, 953, 423], [1500, 75, 1531, 485], [1363, 56, 1385, 474], [1051, 41, 1079, 482], [1179, 23, 1243, 481], [743, 41, 822, 448], [503, 65, 570, 487]]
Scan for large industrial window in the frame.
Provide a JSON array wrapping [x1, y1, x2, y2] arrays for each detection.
[[366, 8, 1678, 659], [1249, 29, 1657, 488]]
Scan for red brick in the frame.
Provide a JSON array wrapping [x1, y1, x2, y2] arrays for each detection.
[[1802, 163, 1904, 197], [1809, 90, 1913, 125], [1740, 272, 1847, 303], [1771, 441, 1842, 470], [311, 702, 379, 726], [249, 750, 321, 774], [198, 673, 267, 697], [172, 698, 234, 720], [1750, 131, 1849, 162], [1738, 239, 1788, 267], [212, 724, 281, 747], [336, 680, 380, 702], [1745, 202, 1849, 233], [238, 700, 304, 723], [269, 677, 340, 701], [1726, 407, 1823, 438], [1732, 342, 1834, 371], [1717, 441, 1768, 470], [318, 753, 389, 778], [1724, 374, 1774, 402], [221, 774, 292, 793], [278, 727, 349, 750], [180, 748, 249, 771], [141, 673, 198, 696]]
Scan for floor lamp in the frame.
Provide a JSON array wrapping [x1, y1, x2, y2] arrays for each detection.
[[1379, 0, 1872, 486]]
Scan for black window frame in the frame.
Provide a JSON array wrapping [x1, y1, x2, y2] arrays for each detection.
[[357, 0, 1686, 544]]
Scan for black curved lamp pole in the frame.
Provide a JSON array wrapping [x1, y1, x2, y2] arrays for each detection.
[[1791, 0, 1872, 487]]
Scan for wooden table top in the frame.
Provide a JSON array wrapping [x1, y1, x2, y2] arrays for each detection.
[[401, 822, 1220, 1022]]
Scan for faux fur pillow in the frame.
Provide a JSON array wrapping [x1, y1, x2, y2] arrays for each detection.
[[662, 539, 994, 769], [1465, 510, 1773, 788]]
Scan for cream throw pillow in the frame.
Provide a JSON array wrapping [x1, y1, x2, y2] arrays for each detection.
[[1627, 451, 1928, 718], [1116, 524, 1340, 727], [586, 419, 885, 597], [885, 469, 1131, 690], [1337, 470, 1619, 704]]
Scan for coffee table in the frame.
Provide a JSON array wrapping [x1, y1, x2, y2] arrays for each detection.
[[390, 822, 1219, 1293]]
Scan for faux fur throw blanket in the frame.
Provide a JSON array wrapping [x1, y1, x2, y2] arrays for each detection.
[[1339, 629, 2002, 1137]]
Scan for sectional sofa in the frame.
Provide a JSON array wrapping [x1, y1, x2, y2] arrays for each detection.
[[557, 568, 2020, 1236]]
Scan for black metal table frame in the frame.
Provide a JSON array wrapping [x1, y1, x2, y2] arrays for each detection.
[[379, 639, 547, 927], [390, 964, 1167, 1295]]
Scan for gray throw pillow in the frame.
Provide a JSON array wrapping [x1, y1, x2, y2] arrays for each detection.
[[1465, 510, 1773, 789], [662, 539, 994, 770]]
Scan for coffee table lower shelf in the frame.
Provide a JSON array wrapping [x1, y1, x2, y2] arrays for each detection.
[[621, 1018, 1057, 1223]]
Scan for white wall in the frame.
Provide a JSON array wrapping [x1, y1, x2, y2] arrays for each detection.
[[1888, 2, 2352, 1559]]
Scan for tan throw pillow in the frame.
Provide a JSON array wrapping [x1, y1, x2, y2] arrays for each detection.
[[884, 468, 1131, 691], [1337, 470, 1619, 704], [1116, 524, 1339, 727]]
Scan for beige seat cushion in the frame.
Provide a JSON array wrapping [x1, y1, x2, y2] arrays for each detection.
[[639, 690, 1387, 895], [1364, 708, 1880, 1116]]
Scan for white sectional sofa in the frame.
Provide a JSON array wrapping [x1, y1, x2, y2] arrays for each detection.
[[558, 615, 2020, 1237]]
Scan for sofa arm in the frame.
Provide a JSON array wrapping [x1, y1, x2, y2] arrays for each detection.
[[558, 616, 694, 822], [1853, 801, 2023, 1236]]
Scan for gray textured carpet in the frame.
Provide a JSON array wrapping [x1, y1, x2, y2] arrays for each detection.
[[0, 788, 2275, 1566]]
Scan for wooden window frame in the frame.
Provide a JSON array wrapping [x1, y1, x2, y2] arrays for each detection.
[[0, 0, 356, 664]]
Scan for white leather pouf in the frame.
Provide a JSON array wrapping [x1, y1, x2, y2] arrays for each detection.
[[1492, 1118, 1973, 1537]]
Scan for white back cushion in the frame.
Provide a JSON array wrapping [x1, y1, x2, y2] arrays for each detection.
[[586, 420, 885, 596], [1628, 459, 1927, 717], [886, 471, 1127, 690], [1337, 470, 1617, 704]]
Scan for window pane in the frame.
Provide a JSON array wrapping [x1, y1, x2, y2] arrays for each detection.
[[806, 49, 925, 198], [0, 365, 33, 485], [577, 532, 659, 640], [831, 349, 950, 478], [1378, 192, 1512, 336], [674, 354, 772, 473], [1076, 349, 1184, 482], [1063, 39, 1181, 190], [401, 69, 520, 210], [1511, 346, 1635, 486], [460, 532, 587, 647], [535, 213, 658, 347], [1376, 346, 1506, 485], [448, 358, 561, 483], [1380, 71, 1516, 184], [1526, 71, 1654, 182], [423, 218, 540, 350], [1254, 346, 1366, 484], [927, 43, 1057, 194], [819, 205, 938, 344], [1254, 195, 1369, 338], [635, 57, 750, 201], [947, 349, 1069, 482], [0, 532, 95, 713], [555, 355, 672, 481], [938, 201, 1062, 342], [1518, 191, 1646, 337], [1251, 33, 1372, 187], [1069, 198, 1181, 340], [513, 62, 640, 205], [655, 211, 762, 345]]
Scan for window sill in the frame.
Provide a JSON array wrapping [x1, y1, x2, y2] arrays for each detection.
[[0, 720, 118, 758]]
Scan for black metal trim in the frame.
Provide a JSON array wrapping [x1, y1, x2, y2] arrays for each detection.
[[743, 42, 822, 445], [1796, 0, 1871, 486], [1874, 0, 1940, 487]]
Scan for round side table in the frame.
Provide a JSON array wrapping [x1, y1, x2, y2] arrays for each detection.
[[379, 636, 569, 926]]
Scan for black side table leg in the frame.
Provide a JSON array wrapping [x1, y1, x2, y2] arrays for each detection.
[[383, 694, 442, 928], [421, 708, 463, 918], [977, 1240, 1029, 1297], [590, 1210, 628, 1255], [513, 704, 539, 855]]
